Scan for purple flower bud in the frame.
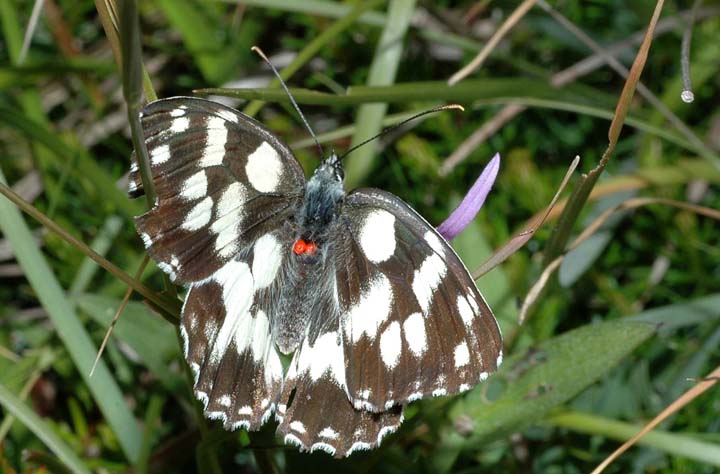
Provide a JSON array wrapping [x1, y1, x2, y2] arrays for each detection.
[[437, 153, 500, 241]]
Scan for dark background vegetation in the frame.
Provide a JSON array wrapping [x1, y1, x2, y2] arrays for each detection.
[[1, 1, 719, 473]]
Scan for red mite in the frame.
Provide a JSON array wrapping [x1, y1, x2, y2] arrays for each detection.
[[293, 239, 317, 255]]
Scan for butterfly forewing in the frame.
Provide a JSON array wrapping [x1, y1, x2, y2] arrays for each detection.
[[130, 97, 305, 283], [334, 189, 503, 411]]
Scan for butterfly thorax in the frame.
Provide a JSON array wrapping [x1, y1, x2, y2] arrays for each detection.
[[295, 153, 345, 250]]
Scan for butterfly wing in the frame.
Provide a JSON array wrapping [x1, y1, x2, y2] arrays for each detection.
[[334, 188, 503, 411], [130, 97, 305, 284], [181, 228, 293, 430], [131, 97, 305, 429], [275, 328, 404, 457]]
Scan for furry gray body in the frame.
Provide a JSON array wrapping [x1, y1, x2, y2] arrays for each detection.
[[272, 154, 345, 354]]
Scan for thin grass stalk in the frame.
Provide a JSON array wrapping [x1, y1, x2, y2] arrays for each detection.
[[0, 182, 180, 319]]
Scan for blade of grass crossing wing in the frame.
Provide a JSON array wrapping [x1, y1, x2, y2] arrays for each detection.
[[344, 0, 417, 188], [0, 168, 142, 463]]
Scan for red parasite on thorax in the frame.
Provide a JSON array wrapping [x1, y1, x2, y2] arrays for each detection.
[[293, 239, 317, 256]]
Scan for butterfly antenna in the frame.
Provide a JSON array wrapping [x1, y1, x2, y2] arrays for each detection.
[[251, 46, 324, 159], [338, 104, 464, 161]]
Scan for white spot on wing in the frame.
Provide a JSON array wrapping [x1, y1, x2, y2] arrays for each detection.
[[170, 108, 185, 118], [245, 142, 283, 193], [181, 196, 213, 230], [407, 391, 423, 402], [457, 294, 474, 327], [238, 405, 253, 416], [232, 420, 250, 430], [424, 230, 445, 255], [140, 232, 152, 248], [218, 395, 231, 407], [296, 331, 345, 384], [151, 143, 171, 165], [211, 182, 245, 257], [346, 274, 393, 343], [284, 433, 304, 448], [157, 261, 177, 281], [181, 170, 207, 201], [379, 321, 402, 369], [347, 441, 371, 455], [289, 421, 306, 434], [412, 254, 447, 314], [170, 116, 190, 133], [209, 260, 253, 363], [466, 287, 480, 313], [216, 109, 239, 124], [179, 326, 189, 357], [250, 310, 271, 362], [359, 210, 396, 263], [496, 351, 503, 367], [252, 234, 282, 289], [319, 427, 339, 440], [199, 116, 228, 167], [377, 424, 398, 444], [454, 342, 470, 368], [432, 388, 447, 397], [311, 442, 336, 455], [402, 312, 426, 357]]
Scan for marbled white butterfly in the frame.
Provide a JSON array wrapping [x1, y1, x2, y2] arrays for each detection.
[[129, 96, 503, 457]]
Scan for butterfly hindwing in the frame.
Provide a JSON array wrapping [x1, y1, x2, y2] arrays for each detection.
[[180, 228, 295, 430], [334, 189, 503, 411], [130, 97, 305, 283], [276, 328, 404, 457]]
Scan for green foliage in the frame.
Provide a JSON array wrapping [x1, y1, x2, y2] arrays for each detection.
[[1, 1, 719, 473]]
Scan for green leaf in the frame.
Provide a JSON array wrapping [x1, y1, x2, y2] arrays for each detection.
[[0, 167, 142, 462], [446, 319, 655, 450], [0, 383, 92, 474]]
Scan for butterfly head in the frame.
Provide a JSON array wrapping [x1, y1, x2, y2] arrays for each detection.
[[313, 152, 344, 183]]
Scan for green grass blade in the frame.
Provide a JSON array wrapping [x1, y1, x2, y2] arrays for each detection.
[[0, 383, 91, 474], [628, 293, 720, 332], [199, 78, 615, 106], [156, 0, 229, 84], [0, 106, 143, 220], [548, 411, 720, 467], [344, 0, 417, 188], [0, 168, 142, 463], [70, 215, 124, 295]]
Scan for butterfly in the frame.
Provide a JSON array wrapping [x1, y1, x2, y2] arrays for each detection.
[[129, 96, 503, 457]]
